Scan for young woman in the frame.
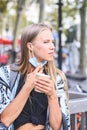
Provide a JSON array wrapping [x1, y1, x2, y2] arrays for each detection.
[[0, 23, 70, 130]]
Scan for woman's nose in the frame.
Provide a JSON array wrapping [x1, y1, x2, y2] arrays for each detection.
[[49, 43, 55, 50]]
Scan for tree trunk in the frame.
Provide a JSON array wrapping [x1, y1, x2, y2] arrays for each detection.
[[38, 0, 45, 22], [12, 0, 26, 62], [79, 0, 87, 75]]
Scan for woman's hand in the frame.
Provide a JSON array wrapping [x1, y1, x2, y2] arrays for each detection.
[[24, 66, 43, 91], [34, 76, 55, 97]]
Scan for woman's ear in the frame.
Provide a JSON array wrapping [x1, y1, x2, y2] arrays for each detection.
[[27, 42, 33, 51]]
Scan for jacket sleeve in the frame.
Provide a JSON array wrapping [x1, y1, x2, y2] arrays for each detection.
[[0, 65, 20, 115], [56, 74, 70, 130], [0, 81, 13, 114], [0, 65, 13, 114]]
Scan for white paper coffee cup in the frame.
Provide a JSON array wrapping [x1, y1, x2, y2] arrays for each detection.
[[36, 73, 50, 79], [35, 73, 50, 92]]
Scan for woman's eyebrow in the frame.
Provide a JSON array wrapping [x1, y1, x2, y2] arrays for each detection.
[[44, 39, 55, 42]]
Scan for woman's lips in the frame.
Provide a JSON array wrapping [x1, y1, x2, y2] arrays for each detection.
[[48, 52, 54, 56]]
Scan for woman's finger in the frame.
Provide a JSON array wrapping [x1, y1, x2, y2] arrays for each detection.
[[34, 66, 43, 73]]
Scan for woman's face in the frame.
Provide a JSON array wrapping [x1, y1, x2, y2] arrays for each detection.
[[32, 28, 55, 62]]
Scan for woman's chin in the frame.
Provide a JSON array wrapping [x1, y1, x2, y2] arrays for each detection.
[[46, 58, 54, 62]]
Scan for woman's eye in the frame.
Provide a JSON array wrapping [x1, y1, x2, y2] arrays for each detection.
[[44, 41, 49, 44], [43, 40, 55, 44]]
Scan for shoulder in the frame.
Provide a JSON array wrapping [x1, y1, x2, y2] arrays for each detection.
[[0, 64, 10, 73], [0, 65, 10, 85], [0, 64, 18, 81]]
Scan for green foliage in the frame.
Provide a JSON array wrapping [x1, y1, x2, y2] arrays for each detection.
[[45, 0, 79, 31], [0, 0, 7, 13], [62, 0, 79, 20]]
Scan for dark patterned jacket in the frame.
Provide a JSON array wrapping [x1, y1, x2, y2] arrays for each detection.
[[0, 65, 70, 130]]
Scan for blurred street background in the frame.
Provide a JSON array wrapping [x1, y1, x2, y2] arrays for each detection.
[[0, 0, 87, 75], [0, 0, 87, 130]]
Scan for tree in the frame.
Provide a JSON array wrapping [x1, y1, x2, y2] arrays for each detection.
[[37, 0, 45, 22], [12, 0, 27, 62], [0, 0, 7, 13], [63, 0, 87, 75], [0, 0, 9, 35], [79, 0, 87, 75]]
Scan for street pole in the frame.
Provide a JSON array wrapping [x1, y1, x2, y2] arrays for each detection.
[[56, 0, 63, 70]]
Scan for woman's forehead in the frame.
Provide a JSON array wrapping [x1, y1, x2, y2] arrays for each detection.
[[35, 29, 53, 39]]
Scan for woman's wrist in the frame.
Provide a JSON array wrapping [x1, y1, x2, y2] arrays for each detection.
[[48, 90, 58, 100], [23, 84, 32, 95]]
